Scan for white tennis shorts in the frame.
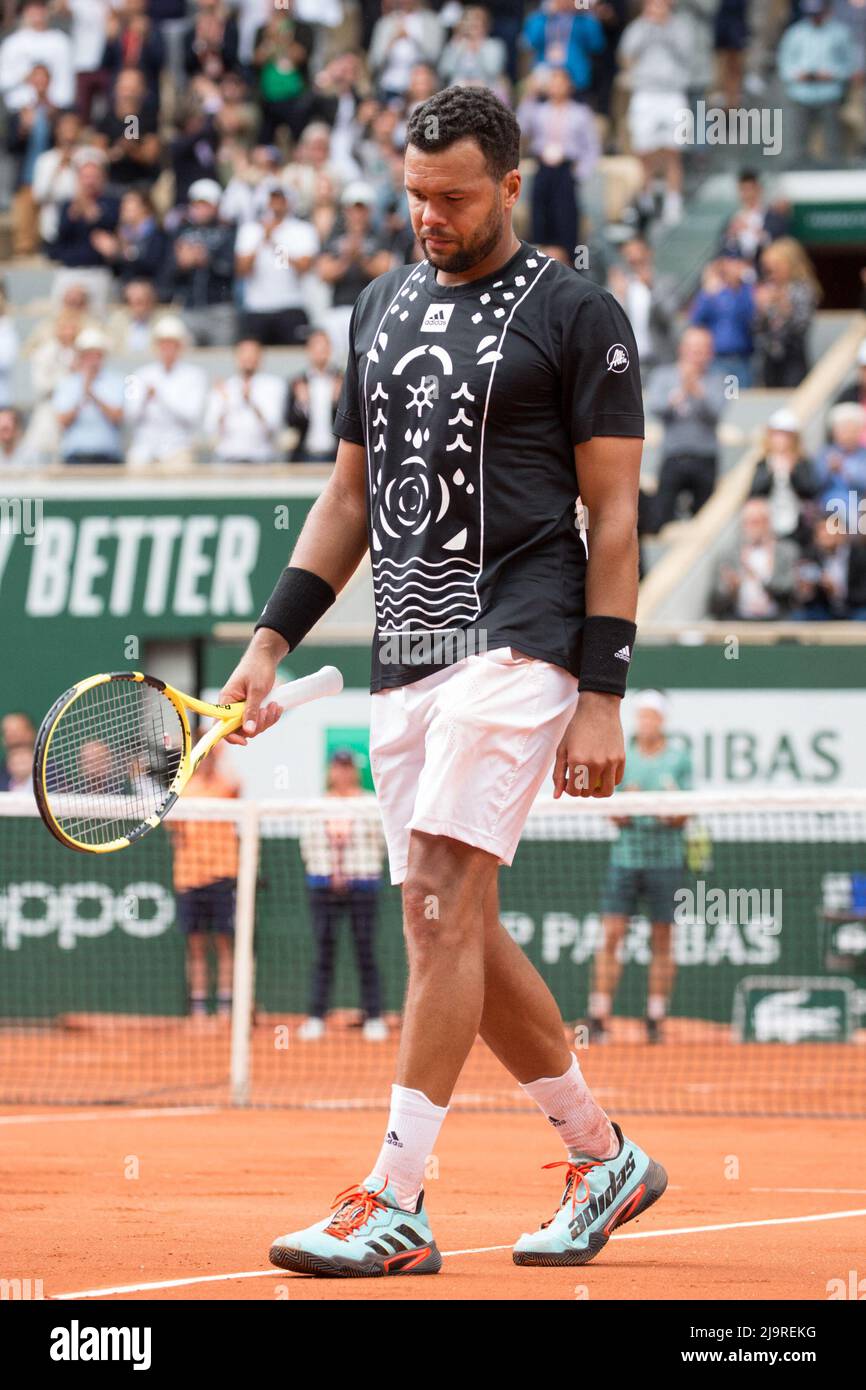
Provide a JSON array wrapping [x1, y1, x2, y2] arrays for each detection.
[[628, 89, 688, 153], [369, 646, 579, 885]]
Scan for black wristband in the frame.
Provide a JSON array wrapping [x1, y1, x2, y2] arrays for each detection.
[[578, 616, 637, 697], [254, 566, 336, 652]]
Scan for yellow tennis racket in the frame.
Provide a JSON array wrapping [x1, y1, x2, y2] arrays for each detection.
[[32, 666, 343, 854]]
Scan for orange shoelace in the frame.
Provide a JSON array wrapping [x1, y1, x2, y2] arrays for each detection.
[[325, 1182, 388, 1240], [539, 1159, 605, 1227]]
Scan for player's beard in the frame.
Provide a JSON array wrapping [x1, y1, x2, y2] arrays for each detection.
[[421, 197, 505, 273]]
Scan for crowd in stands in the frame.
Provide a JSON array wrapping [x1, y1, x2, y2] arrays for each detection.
[[0, 0, 864, 613]]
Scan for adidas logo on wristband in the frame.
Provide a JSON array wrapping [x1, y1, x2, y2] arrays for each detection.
[[614, 645, 631, 662]]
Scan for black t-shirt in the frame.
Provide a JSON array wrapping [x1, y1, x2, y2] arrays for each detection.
[[334, 241, 644, 693]]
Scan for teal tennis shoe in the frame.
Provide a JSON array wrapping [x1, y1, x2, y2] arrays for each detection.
[[513, 1123, 667, 1266], [269, 1181, 442, 1278]]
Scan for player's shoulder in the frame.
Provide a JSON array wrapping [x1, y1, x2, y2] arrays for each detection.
[[354, 261, 420, 317], [537, 259, 622, 317]]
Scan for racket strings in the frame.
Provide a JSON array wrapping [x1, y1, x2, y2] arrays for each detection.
[[44, 681, 186, 846]]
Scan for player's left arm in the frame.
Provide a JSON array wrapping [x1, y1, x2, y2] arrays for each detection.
[[553, 435, 642, 800]]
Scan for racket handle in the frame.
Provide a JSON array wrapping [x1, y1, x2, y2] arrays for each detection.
[[269, 665, 343, 711]]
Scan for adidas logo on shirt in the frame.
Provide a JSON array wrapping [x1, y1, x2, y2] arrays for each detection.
[[420, 303, 455, 333], [385, 1130, 403, 1147], [614, 645, 631, 662]]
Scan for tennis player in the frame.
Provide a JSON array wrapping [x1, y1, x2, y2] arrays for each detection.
[[588, 689, 693, 1045], [221, 86, 667, 1274]]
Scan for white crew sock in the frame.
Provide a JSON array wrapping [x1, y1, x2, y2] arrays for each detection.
[[647, 994, 667, 1021], [520, 1054, 618, 1159], [366, 1084, 448, 1211], [588, 992, 611, 1019]]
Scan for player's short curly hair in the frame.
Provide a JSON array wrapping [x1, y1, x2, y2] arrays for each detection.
[[405, 86, 520, 182]]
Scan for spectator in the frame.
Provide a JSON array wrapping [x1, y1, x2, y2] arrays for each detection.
[[168, 741, 240, 1019], [283, 121, 352, 217], [125, 316, 208, 469], [0, 713, 36, 791], [90, 189, 168, 288], [617, 0, 691, 227], [6, 63, 57, 256], [517, 66, 599, 257], [792, 517, 866, 620], [208, 68, 259, 147], [95, 67, 162, 191], [607, 236, 678, 378], [204, 338, 286, 463], [184, 0, 240, 83], [369, 0, 445, 102], [52, 0, 112, 121], [646, 326, 728, 526], [219, 144, 282, 225], [3, 742, 35, 794], [778, 0, 855, 165], [0, 284, 19, 408], [31, 110, 83, 249], [52, 154, 120, 288], [834, 338, 866, 414], [440, 7, 508, 94], [160, 178, 236, 346], [521, 0, 604, 101], [754, 237, 820, 388], [310, 51, 367, 176], [235, 184, 319, 345], [53, 326, 125, 465], [253, 0, 316, 143], [813, 403, 866, 508], [25, 307, 87, 462], [710, 497, 798, 620], [0, 0, 74, 112], [714, 0, 749, 110], [287, 326, 343, 463], [486, 0, 527, 85], [317, 181, 395, 354], [749, 409, 818, 542], [588, 0, 629, 118], [296, 748, 387, 1043], [101, 0, 166, 110], [0, 408, 36, 469], [689, 252, 755, 387], [107, 278, 159, 353], [720, 170, 792, 265], [170, 100, 221, 204]]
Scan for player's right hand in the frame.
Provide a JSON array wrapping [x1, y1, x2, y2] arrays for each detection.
[[218, 632, 288, 745]]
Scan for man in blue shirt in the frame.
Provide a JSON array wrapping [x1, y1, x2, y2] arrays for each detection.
[[52, 328, 125, 464], [690, 252, 755, 387], [778, 0, 857, 164], [521, 0, 604, 99]]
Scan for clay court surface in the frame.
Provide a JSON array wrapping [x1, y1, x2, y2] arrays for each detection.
[[3, 1104, 865, 1302]]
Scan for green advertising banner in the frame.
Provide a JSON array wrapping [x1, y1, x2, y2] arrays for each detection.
[[0, 478, 323, 721], [1, 813, 859, 1028]]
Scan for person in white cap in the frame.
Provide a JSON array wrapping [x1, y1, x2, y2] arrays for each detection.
[[204, 339, 286, 464], [161, 178, 236, 346], [317, 181, 395, 357], [748, 408, 817, 543], [52, 326, 125, 464], [125, 316, 208, 469], [588, 689, 692, 1045], [234, 183, 319, 345]]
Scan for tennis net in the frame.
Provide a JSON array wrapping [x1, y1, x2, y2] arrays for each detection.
[[1, 790, 865, 1117]]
